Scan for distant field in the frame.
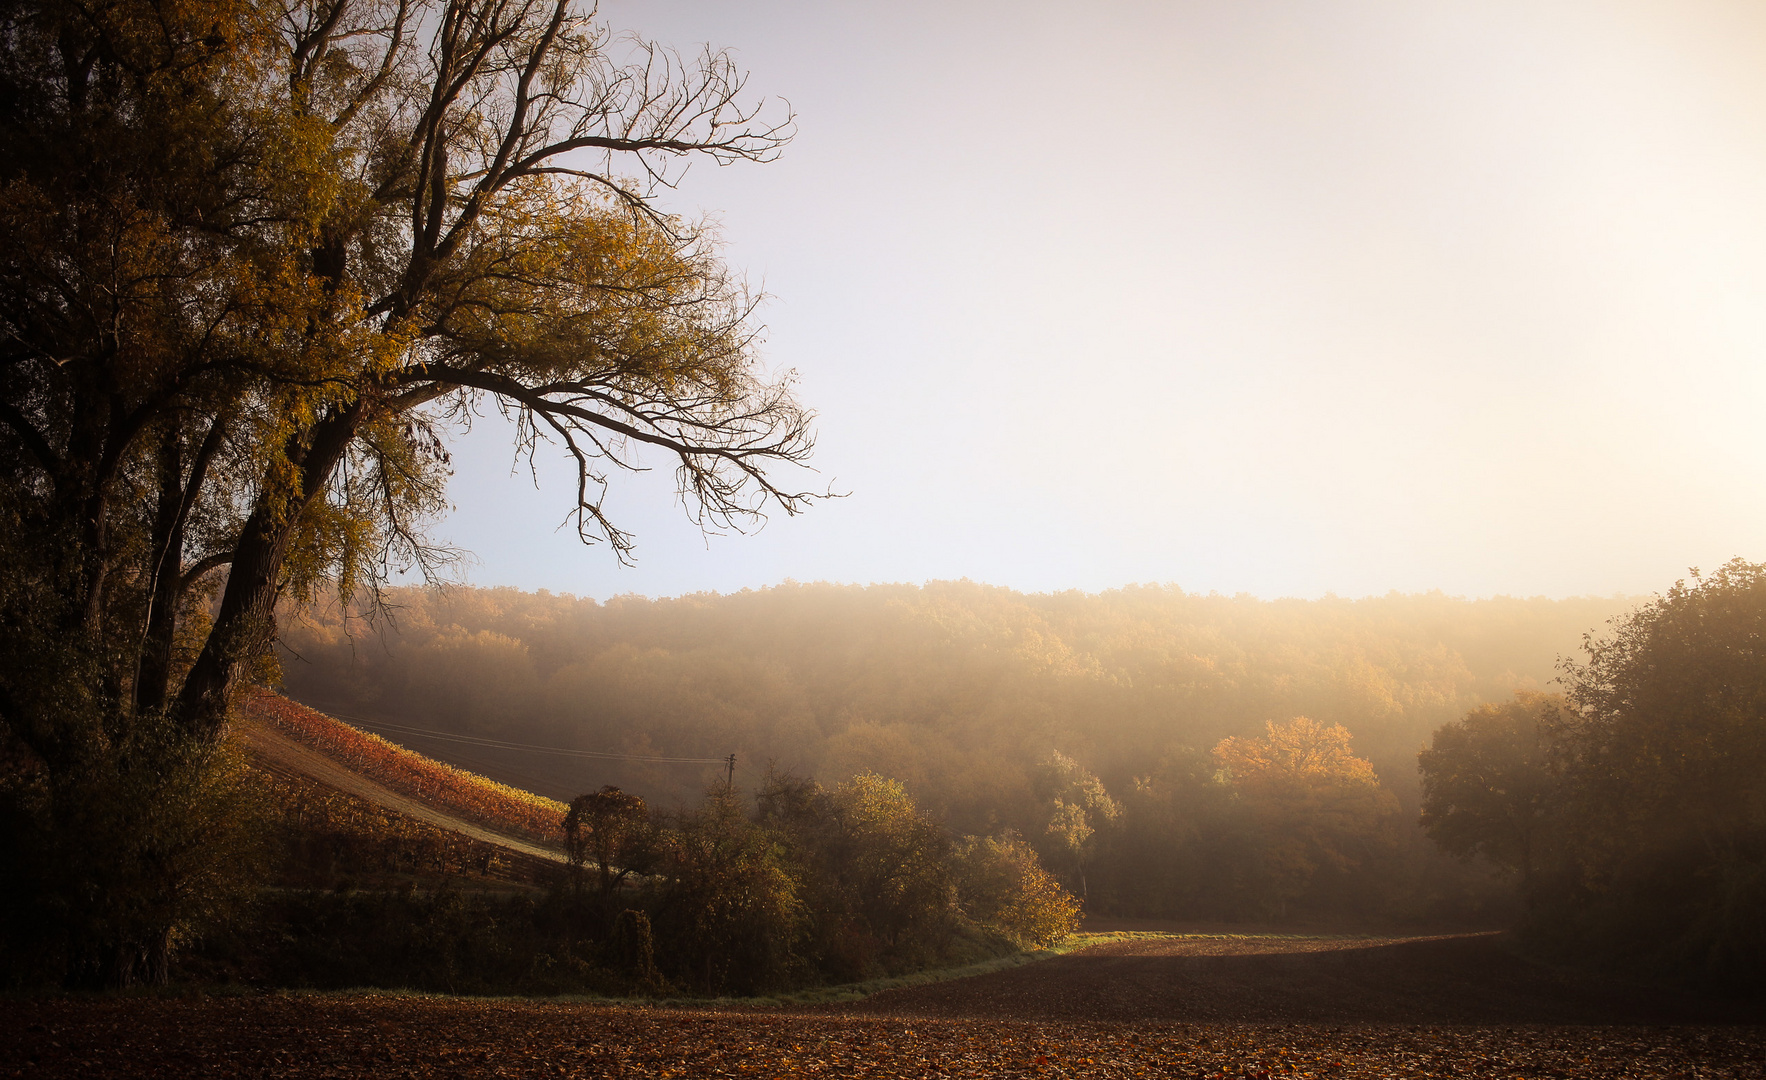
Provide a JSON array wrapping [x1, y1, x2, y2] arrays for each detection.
[[240, 688, 567, 846]]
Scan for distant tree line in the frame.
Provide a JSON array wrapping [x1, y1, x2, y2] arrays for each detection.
[[280, 581, 1633, 925]]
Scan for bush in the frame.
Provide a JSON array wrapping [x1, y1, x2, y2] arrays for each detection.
[[952, 833, 1082, 948], [0, 713, 267, 988], [650, 787, 811, 995]]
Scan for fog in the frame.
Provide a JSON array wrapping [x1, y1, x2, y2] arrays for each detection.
[[428, 0, 1766, 601]]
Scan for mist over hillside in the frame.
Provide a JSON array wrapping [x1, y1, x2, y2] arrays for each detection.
[[277, 582, 1634, 825]]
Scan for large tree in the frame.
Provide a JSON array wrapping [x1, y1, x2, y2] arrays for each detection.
[[1550, 559, 1766, 984], [0, 0, 813, 984], [0, 0, 812, 733], [1417, 560, 1766, 989]]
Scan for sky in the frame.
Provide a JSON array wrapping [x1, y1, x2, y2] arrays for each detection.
[[429, 0, 1766, 602]]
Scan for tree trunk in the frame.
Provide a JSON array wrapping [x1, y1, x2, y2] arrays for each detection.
[[135, 419, 227, 716], [173, 403, 363, 738], [134, 431, 185, 715]]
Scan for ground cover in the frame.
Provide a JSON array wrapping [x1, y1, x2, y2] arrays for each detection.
[[8, 933, 1761, 1078], [829, 932, 1766, 1026], [4, 994, 1761, 1079]]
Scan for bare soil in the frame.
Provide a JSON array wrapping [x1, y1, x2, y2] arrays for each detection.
[[5, 933, 1762, 1078], [4, 993, 1764, 1079], [830, 931, 1766, 1026]]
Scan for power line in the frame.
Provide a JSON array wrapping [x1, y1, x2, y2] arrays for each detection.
[[298, 704, 729, 766]]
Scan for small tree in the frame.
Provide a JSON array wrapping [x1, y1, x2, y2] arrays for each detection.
[[1213, 717, 1397, 917], [951, 833, 1080, 948], [1035, 751, 1120, 901], [1418, 691, 1564, 895], [829, 773, 955, 955], [652, 786, 808, 994], [757, 770, 954, 975], [563, 786, 655, 895]]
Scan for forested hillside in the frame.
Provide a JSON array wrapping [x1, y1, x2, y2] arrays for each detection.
[[280, 583, 1624, 805], [278, 582, 1632, 921]]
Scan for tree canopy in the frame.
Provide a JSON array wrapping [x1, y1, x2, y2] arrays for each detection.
[[1418, 691, 1562, 891], [0, 0, 814, 743], [1213, 717, 1398, 916]]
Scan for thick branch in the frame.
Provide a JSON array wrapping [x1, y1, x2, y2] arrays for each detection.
[[179, 551, 234, 590], [0, 398, 61, 476], [400, 363, 807, 474]]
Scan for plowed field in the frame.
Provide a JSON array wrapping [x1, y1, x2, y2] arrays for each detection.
[[832, 932, 1766, 1026], [5, 933, 1762, 1078]]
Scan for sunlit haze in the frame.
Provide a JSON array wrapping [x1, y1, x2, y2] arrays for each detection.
[[429, 0, 1766, 600]]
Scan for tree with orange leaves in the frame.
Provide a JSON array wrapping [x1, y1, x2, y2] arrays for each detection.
[[1213, 717, 1397, 916]]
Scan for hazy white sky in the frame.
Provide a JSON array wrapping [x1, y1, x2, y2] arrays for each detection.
[[430, 0, 1766, 601]]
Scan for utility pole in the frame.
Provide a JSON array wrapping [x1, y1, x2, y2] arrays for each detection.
[[724, 753, 736, 790]]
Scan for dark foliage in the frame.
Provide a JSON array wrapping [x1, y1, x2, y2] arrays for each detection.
[[180, 760, 1073, 997], [1421, 559, 1766, 992], [564, 786, 656, 895]]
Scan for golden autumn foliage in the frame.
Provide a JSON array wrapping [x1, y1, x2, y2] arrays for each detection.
[[1212, 718, 1398, 915], [271, 581, 1616, 922], [279, 581, 1628, 811], [951, 833, 1082, 948]]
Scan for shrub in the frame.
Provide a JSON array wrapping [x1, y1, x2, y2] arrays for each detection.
[[953, 833, 1081, 948], [0, 714, 267, 988]]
